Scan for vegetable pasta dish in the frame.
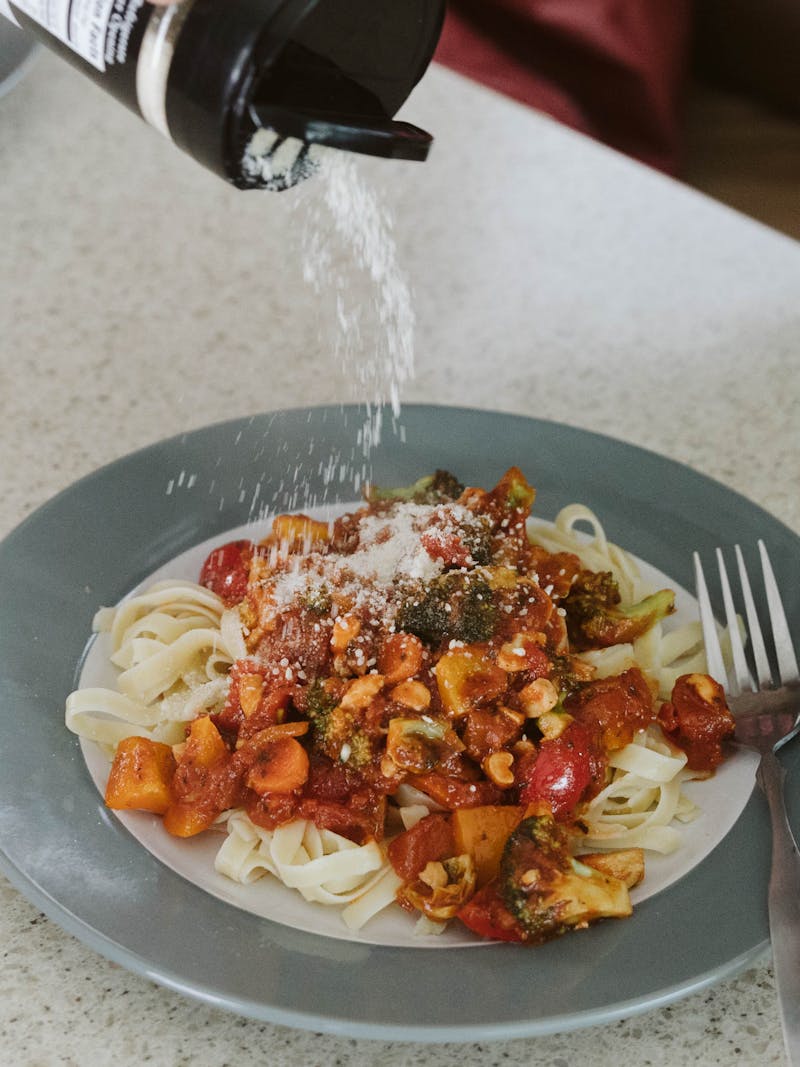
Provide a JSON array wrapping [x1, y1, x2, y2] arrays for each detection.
[[66, 468, 735, 944]]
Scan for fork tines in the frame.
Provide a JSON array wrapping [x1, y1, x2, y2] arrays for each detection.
[[693, 541, 800, 698]]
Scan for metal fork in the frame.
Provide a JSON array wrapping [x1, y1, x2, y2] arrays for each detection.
[[694, 541, 800, 1064]]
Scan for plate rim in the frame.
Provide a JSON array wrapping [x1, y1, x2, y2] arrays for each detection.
[[0, 403, 795, 1042]]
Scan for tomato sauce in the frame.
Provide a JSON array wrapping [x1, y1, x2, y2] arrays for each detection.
[[566, 667, 655, 750]]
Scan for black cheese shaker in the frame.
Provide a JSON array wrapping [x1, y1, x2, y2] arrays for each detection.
[[2, 0, 445, 189]]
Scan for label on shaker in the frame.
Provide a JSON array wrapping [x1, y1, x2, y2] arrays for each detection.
[[8, 0, 145, 71]]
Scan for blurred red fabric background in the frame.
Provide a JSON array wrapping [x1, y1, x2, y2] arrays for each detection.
[[434, 0, 694, 173]]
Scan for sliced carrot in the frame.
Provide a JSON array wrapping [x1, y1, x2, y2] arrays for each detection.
[[238, 720, 309, 752], [246, 736, 310, 796]]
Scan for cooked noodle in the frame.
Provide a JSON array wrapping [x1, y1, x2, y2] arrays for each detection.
[[66, 582, 235, 751]]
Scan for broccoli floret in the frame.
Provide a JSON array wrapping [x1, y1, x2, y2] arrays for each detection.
[[499, 814, 631, 942], [305, 681, 372, 768], [547, 654, 595, 700], [396, 572, 497, 646], [500, 815, 571, 941], [490, 466, 536, 513], [398, 853, 477, 922], [366, 470, 464, 505], [562, 569, 675, 651], [459, 519, 493, 566], [301, 583, 332, 616], [339, 730, 373, 769], [305, 680, 338, 737], [386, 716, 449, 773]]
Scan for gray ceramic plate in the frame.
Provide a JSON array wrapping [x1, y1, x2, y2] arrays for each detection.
[[0, 405, 797, 1041]]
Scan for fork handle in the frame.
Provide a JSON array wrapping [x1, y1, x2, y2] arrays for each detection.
[[757, 747, 800, 1066]]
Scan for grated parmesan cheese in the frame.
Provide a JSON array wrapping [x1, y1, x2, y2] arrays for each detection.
[[260, 500, 486, 625]]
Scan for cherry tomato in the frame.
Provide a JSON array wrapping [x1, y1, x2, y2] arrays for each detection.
[[199, 539, 253, 605], [517, 722, 602, 821], [457, 884, 526, 942]]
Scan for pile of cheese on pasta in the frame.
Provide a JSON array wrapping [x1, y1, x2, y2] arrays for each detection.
[[66, 468, 735, 944]]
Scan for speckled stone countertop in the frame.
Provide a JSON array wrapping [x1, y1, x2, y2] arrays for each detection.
[[2, 48, 799, 1067]]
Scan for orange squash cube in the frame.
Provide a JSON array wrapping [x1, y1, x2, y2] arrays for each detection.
[[267, 513, 330, 553], [452, 805, 523, 887], [181, 715, 227, 770], [105, 737, 176, 814], [162, 800, 218, 838], [434, 645, 507, 718]]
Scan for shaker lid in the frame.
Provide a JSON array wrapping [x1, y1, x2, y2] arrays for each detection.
[[166, 0, 445, 188], [248, 0, 443, 164], [251, 104, 433, 161]]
